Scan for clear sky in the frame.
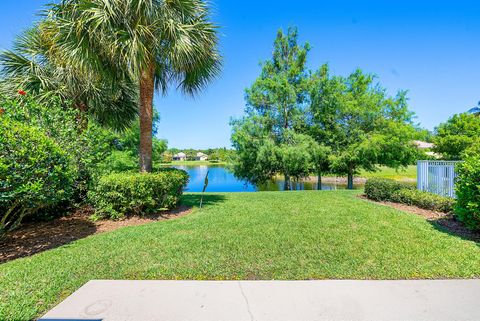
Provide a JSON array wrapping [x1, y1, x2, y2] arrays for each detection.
[[1, 1, 479, 149]]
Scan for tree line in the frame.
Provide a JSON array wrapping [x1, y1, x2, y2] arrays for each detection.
[[165, 148, 235, 163]]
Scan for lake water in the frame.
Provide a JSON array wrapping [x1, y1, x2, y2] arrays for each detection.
[[173, 165, 358, 192]]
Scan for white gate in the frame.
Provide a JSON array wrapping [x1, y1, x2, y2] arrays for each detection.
[[417, 160, 460, 198]]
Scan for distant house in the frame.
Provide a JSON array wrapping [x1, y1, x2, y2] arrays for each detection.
[[196, 152, 208, 161], [413, 140, 439, 158], [173, 152, 187, 161], [413, 140, 434, 149]]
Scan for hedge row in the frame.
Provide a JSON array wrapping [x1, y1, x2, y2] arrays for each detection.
[[364, 178, 454, 213], [88, 169, 189, 219]]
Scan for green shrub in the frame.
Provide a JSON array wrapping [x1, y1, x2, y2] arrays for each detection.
[[455, 156, 480, 230], [364, 178, 414, 201], [0, 94, 115, 200], [0, 117, 75, 236], [365, 178, 454, 213], [89, 169, 189, 219], [96, 150, 138, 174], [391, 189, 455, 213]]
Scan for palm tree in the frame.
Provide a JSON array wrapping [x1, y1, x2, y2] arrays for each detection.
[[0, 23, 138, 130], [49, 0, 221, 172]]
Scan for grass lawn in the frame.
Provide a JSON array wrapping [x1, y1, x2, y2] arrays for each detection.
[[1, 191, 479, 320], [359, 165, 417, 181]]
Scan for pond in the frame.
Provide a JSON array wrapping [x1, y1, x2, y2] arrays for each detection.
[[173, 165, 360, 192]]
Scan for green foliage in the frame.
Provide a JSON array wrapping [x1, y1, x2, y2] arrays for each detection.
[[231, 120, 278, 184], [364, 178, 414, 202], [206, 148, 236, 163], [433, 113, 480, 160], [0, 94, 172, 208], [455, 155, 480, 230], [276, 132, 318, 181], [244, 27, 310, 137], [391, 189, 455, 213], [231, 28, 313, 187], [365, 178, 454, 213], [0, 117, 75, 236], [232, 122, 316, 186], [413, 126, 434, 143], [310, 66, 418, 188], [162, 151, 174, 163], [89, 169, 189, 219], [0, 94, 80, 150], [0, 94, 121, 198], [50, 0, 222, 96], [118, 112, 167, 161], [0, 24, 138, 130], [96, 151, 138, 174], [2, 191, 480, 320], [232, 29, 418, 189], [49, 0, 222, 171]]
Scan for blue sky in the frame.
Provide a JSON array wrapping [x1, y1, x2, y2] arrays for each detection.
[[1, 1, 479, 149]]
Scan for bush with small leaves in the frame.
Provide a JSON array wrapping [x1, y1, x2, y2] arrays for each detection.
[[89, 169, 189, 220], [391, 189, 455, 213], [364, 178, 414, 201], [455, 156, 480, 230], [0, 117, 75, 236], [365, 178, 454, 213]]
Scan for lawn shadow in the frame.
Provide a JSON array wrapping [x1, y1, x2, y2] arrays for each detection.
[[181, 194, 227, 209], [428, 217, 480, 246]]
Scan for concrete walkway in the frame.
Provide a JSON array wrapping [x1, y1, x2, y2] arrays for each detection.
[[40, 280, 480, 321]]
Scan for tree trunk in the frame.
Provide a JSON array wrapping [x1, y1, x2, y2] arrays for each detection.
[[317, 171, 322, 190], [284, 174, 291, 191], [139, 64, 155, 173], [347, 168, 354, 190]]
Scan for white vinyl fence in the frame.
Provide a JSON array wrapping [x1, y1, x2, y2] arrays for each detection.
[[417, 160, 460, 198]]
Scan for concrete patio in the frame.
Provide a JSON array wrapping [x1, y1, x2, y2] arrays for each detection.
[[40, 280, 480, 321]]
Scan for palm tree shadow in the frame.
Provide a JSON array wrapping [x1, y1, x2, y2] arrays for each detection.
[[181, 194, 227, 208]]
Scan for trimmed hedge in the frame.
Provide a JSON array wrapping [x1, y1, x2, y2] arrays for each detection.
[[0, 117, 75, 236], [89, 169, 189, 219], [390, 189, 455, 213], [455, 156, 480, 230], [364, 178, 415, 201], [365, 178, 454, 213]]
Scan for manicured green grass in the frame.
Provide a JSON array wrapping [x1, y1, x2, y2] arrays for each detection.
[[1, 191, 479, 320], [321, 165, 416, 182], [359, 165, 417, 181]]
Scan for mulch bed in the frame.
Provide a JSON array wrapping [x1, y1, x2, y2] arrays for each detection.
[[0, 205, 192, 264], [359, 195, 480, 242]]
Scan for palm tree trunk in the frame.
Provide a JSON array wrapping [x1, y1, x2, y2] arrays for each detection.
[[139, 64, 155, 173]]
